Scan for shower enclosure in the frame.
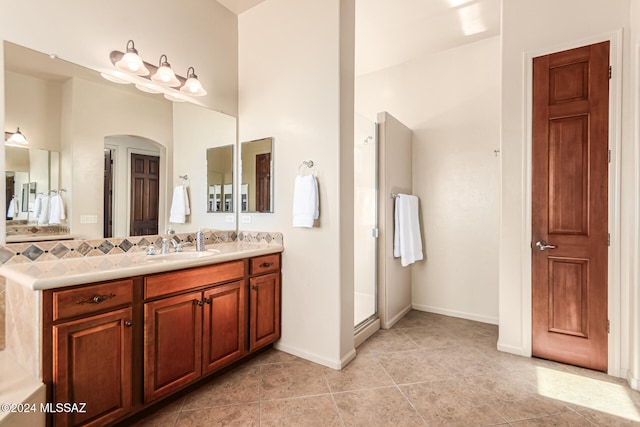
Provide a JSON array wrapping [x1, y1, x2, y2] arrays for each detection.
[[354, 114, 378, 329]]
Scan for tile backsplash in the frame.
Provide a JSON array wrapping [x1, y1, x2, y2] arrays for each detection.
[[0, 230, 283, 266]]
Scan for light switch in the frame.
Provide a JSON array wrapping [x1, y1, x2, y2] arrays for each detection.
[[80, 215, 98, 224]]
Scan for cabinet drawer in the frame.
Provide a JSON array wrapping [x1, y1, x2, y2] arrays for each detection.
[[145, 260, 245, 299], [53, 279, 133, 322], [250, 254, 280, 275]]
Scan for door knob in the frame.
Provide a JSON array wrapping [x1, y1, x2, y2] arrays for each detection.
[[535, 240, 557, 251]]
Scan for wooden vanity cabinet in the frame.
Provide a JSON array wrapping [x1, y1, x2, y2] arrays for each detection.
[[142, 261, 247, 403], [41, 252, 281, 426], [249, 254, 281, 351], [45, 279, 135, 427]]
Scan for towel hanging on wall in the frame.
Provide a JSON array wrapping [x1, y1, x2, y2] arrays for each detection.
[[393, 193, 423, 266], [292, 174, 319, 227]]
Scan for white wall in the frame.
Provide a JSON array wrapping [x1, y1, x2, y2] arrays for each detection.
[[238, 0, 356, 369], [172, 102, 237, 232], [377, 111, 414, 328], [64, 78, 172, 239], [500, 0, 637, 382], [5, 71, 61, 152], [356, 36, 501, 324]]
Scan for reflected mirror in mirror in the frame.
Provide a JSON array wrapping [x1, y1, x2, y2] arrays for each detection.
[[5, 144, 60, 223], [240, 137, 273, 213], [207, 145, 234, 212], [4, 41, 238, 242]]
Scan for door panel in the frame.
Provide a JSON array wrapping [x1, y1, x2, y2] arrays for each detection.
[[255, 153, 271, 212], [144, 292, 202, 402], [130, 153, 160, 236], [531, 41, 609, 371], [202, 280, 246, 374], [53, 308, 132, 426]]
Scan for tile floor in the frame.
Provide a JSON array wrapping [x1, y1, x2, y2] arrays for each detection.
[[133, 310, 640, 426]]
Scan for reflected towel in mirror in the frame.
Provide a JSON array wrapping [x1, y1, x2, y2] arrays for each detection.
[[48, 194, 66, 224], [169, 184, 190, 223]]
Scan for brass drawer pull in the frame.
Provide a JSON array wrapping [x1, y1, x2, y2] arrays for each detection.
[[124, 321, 133, 327], [252, 285, 259, 291], [194, 299, 204, 307], [77, 293, 116, 305], [259, 262, 273, 268]]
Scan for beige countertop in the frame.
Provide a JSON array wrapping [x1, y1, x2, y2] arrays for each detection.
[[0, 241, 283, 291]]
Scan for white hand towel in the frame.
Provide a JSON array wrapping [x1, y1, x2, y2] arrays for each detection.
[[292, 175, 319, 228], [6, 198, 17, 219], [48, 194, 66, 224], [393, 194, 423, 267], [33, 196, 42, 217], [38, 196, 50, 225], [169, 185, 190, 223]]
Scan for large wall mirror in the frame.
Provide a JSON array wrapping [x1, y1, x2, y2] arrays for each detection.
[[240, 137, 273, 213], [3, 41, 237, 242]]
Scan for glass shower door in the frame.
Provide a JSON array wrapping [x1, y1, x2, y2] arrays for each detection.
[[354, 114, 378, 329]]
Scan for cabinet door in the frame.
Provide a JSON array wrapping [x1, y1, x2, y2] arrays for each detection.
[[249, 272, 281, 351], [202, 280, 247, 374], [53, 307, 133, 427], [144, 291, 202, 402]]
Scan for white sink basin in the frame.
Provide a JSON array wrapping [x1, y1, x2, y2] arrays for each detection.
[[145, 249, 220, 262]]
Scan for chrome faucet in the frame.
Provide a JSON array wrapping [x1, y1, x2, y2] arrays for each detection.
[[161, 238, 183, 254]]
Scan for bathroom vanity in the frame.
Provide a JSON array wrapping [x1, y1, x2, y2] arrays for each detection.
[[1, 240, 282, 427]]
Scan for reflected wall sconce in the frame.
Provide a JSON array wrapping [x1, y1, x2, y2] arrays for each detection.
[[102, 40, 207, 102], [4, 127, 29, 145]]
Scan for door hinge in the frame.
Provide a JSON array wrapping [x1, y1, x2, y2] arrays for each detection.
[[372, 228, 379, 238], [608, 149, 611, 163], [609, 66, 612, 79], [608, 233, 610, 246], [607, 320, 610, 333]]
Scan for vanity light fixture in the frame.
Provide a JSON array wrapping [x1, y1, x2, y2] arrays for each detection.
[[114, 40, 149, 76], [106, 40, 208, 101], [151, 55, 181, 87], [5, 127, 28, 145], [180, 67, 207, 96]]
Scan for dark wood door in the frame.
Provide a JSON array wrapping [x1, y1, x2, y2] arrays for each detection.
[[53, 307, 132, 426], [130, 153, 159, 236], [255, 153, 271, 212], [202, 280, 246, 374], [5, 175, 14, 220], [104, 149, 114, 238], [532, 41, 609, 371], [144, 292, 202, 403], [249, 272, 281, 351]]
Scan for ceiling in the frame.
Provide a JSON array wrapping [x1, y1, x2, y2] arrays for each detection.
[[217, 0, 500, 76]]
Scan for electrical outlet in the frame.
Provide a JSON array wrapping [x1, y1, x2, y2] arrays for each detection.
[[241, 215, 251, 224], [225, 215, 235, 223]]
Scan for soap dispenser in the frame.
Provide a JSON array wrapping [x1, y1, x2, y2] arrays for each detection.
[[195, 228, 205, 251]]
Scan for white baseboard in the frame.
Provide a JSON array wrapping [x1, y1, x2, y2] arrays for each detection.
[[382, 304, 412, 329], [627, 371, 640, 391], [496, 341, 528, 356], [411, 304, 499, 325], [273, 342, 356, 370]]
